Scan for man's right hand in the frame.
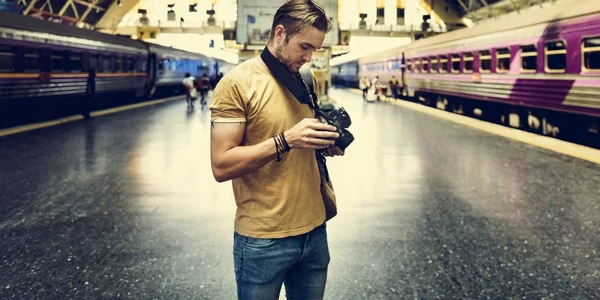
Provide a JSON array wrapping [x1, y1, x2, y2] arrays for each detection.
[[284, 118, 339, 150]]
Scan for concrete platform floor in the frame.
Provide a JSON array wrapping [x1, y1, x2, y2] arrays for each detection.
[[1, 90, 599, 299]]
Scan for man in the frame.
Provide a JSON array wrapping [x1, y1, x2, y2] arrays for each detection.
[[83, 68, 96, 119], [359, 75, 370, 101], [400, 68, 407, 97], [182, 72, 196, 108], [389, 75, 399, 99], [198, 73, 211, 105], [209, 0, 343, 299]]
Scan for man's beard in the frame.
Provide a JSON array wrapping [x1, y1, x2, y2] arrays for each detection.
[[275, 41, 300, 73]]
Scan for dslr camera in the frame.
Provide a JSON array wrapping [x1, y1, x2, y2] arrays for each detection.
[[317, 106, 354, 151]]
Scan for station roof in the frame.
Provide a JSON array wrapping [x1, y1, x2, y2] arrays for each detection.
[[8, 0, 117, 26], [7, 0, 560, 30]]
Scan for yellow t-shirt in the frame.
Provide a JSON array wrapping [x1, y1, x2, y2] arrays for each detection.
[[209, 56, 325, 238]]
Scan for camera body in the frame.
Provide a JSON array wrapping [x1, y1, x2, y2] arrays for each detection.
[[317, 106, 354, 151]]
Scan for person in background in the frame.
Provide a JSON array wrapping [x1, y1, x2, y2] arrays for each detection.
[[198, 73, 212, 105], [83, 68, 96, 119], [183, 72, 196, 109], [389, 75, 399, 99], [371, 75, 381, 99], [209, 0, 344, 298], [400, 68, 407, 97], [359, 75, 370, 100]]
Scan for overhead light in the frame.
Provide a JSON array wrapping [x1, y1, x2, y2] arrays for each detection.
[[189, 4, 197, 12], [117, 0, 122, 7]]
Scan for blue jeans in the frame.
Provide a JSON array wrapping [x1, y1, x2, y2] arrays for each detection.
[[233, 223, 330, 300]]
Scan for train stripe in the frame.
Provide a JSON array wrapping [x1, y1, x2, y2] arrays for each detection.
[[0, 72, 147, 79], [412, 82, 600, 112]]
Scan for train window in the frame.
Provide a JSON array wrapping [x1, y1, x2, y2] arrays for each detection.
[[69, 53, 83, 73], [463, 52, 473, 73], [520, 45, 537, 73], [0, 46, 15, 72], [439, 55, 447, 73], [545, 40, 566, 73], [101, 55, 111, 72], [136, 58, 144, 72], [115, 56, 125, 73], [582, 37, 600, 70], [479, 50, 491, 73], [451, 54, 460, 73], [496, 48, 510, 73], [126, 57, 135, 72], [415, 58, 421, 73], [51, 51, 65, 72], [24, 49, 40, 72], [431, 56, 438, 73], [422, 57, 429, 73], [87, 54, 99, 71]]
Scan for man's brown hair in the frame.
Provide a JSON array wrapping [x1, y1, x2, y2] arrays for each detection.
[[268, 0, 332, 42]]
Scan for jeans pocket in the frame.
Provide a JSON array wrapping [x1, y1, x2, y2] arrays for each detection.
[[243, 236, 277, 249]]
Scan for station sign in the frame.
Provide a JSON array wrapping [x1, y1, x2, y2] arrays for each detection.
[[236, 0, 338, 47]]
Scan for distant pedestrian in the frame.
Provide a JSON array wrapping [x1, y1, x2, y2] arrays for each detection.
[[400, 68, 407, 97], [183, 72, 196, 109], [389, 75, 399, 99], [83, 68, 96, 119], [197, 73, 211, 105], [359, 75, 370, 100]]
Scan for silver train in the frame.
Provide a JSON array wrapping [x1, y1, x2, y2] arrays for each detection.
[[332, 0, 600, 146], [0, 11, 233, 127]]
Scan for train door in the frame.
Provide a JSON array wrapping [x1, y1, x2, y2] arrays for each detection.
[[146, 53, 157, 98]]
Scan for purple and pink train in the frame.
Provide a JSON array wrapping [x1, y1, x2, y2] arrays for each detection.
[[332, 0, 600, 144]]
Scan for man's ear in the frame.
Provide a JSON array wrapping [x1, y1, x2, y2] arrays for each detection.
[[274, 24, 287, 43]]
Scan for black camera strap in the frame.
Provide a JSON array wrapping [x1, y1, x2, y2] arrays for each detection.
[[260, 46, 330, 182], [260, 47, 312, 105]]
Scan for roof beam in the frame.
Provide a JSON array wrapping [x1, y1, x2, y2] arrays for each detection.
[[73, 0, 106, 12], [455, 0, 469, 14], [22, 0, 39, 15], [76, 0, 102, 25], [39, 0, 55, 14], [58, 0, 76, 17]]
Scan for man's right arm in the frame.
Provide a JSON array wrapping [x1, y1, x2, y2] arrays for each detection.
[[210, 119, 339, 183], [210, 122, 279, 183]]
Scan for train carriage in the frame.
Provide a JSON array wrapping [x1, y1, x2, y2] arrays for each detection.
[[0, 11, 148, 101], [345, 0, 600, 143], [0, 11, 235, 128]]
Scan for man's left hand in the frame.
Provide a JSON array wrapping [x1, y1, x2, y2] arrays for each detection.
[[323, 145, 344, 157]]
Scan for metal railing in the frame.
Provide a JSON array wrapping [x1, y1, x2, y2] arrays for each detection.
[[126, 18, 236, 30], [340, 23, 447, 33]]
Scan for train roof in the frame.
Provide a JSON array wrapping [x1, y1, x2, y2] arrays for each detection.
[[405, 0, 600, 52], [144, 42, 209, 60], [0, 11, 145, 50]]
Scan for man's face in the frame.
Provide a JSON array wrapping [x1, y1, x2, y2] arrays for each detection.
[[274, 26, 326, 73]]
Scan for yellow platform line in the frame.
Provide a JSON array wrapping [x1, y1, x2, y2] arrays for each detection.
[[90, 95, 182, 117], [332, 89, 600, 165], [0, 95, 184, 137]]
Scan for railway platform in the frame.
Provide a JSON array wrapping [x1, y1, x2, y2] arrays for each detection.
[[1, 90, 599, 299]]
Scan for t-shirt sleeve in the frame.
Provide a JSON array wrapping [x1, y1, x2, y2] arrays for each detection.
[[209, 76, 247, 123]]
